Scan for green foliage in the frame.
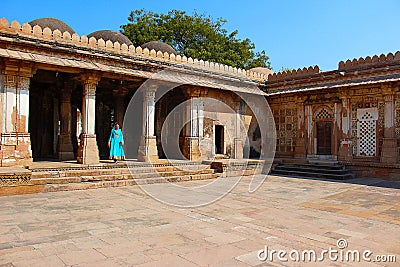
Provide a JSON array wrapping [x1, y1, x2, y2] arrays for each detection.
[[279, 67, 294, 72], [121, 9, 271, 69]]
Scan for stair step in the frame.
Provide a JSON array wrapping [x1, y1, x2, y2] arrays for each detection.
[[271, 169, 354, 180], [31, 168, 215, 185], [274, 165, 348, 174], [43, 173, 222, 193], [31, 165, 213, 179], [279, 163, 345, 170]]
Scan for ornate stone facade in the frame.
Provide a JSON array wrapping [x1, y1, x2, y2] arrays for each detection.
[[266, 52, 400, 178], [0, 17, 398, 179]]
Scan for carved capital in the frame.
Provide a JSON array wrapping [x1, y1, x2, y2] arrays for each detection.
[[2, 60, 34, 91], [185, 87, 202, 98], [294, 95, 306, 104], [3, 74, 31, 91], [81, 75, 100, 96], [80, 72, 100, 96], [383, 94, 394, 103], [2, 59, 35, 78], [143, 88, 156, 100], [381, 83, 394, 96]]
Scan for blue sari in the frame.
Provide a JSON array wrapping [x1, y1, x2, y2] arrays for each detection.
[[108, 128, 125, 160]]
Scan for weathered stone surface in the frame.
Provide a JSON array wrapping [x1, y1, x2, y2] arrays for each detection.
[[76, 134, 100, 165]]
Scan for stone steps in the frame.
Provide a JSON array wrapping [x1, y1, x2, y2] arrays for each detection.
[[0, 162, 223, 196], [43, 173, 222, 192], [271, 162, 355, 180], [31, 165, 211, 179], [0, 160, 265, 196], [31, 168, 215, 185], [0, 172, 222, 196]]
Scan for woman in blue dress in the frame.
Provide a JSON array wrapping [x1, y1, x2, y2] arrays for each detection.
[[108, 122, 125, 162]]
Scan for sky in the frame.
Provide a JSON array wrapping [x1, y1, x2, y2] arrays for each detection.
[[1, 0, 400, 72]]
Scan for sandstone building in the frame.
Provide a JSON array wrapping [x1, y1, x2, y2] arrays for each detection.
[[0, 17, 399, 179]]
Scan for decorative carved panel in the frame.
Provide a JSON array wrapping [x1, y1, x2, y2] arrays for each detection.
[[272, 105, 297, 153]]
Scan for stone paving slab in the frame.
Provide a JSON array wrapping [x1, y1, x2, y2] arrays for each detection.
[[0, 175, 399, 266]]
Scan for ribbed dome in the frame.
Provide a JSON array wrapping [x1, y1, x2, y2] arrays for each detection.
[[87, 30, 133, 46], [141, 41, 177, 55], [249, 67, 273, 76], [29, 18, 75, 34]]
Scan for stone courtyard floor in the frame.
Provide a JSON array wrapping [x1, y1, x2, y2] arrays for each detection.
[[0, 175, 399, 266]]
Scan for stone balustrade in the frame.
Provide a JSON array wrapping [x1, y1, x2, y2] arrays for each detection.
[[338, 51, 400, 70], [0, 18, 267, 81], [267, 66, 320, 82]]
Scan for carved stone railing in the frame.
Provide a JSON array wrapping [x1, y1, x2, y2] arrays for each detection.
[[267, 65, 320, 82], [0, 18, 268, 81], [338, 51, 400, 70]]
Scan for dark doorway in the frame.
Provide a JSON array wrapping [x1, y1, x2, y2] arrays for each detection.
[[215, 125, 224, 154], [316, 121, 332, 155], [29, 84, 58, 160]]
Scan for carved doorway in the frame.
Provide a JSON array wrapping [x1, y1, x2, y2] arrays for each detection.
[[316, 121, 332, 155], [215, 125, 224, 154]]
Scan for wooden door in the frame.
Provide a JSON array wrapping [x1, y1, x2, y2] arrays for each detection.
[[316, 121, 332, 155]]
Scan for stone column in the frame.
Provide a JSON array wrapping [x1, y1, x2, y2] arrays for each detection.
[[113, 86, 127, 126], [77, 74, 100, 164], [234, 100, 244, 159], [380, 85, 397, 164], [57, 81, 75, 160], [338, 95, 353, 161], [183, 88, 203, 161], [305, 104, 313, 157], [294, 96, 306, 158], [137, 87, 159, 162], [332, 102, 340, 159], [0, 60, 34, 166]]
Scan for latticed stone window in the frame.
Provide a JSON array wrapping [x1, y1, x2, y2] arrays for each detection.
[[273, 106, 297, 153], [315, 107, 332, 119], [351, 101, 381, 157], [396, 100, 400, 138]]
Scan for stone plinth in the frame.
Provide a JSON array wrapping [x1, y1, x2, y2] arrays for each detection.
[[57, 134, 74, 160], [0, 133, 32, 167], [138, 136, 159, 162], [294, 138, 306, 158], [234, 138, 243, 159], [338, 139, 353, 162], [77, 134, 99, 165], [183, 137, 201, 161], [380, 138, 398, 164]]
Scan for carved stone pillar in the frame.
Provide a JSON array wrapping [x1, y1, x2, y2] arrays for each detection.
[[77, 74, 100, 164], [294, 96, 306, 158], [234, 100, 244, 159], [137, 87, 159, 162], [0, 60, 34, 166], [338, 95, 353, 161], [381, 85, 397, 164], [332, 102, 340, 159], [305, 104, 313, 157], [57, 81, 75, 160], [183, 88, 203, 161]]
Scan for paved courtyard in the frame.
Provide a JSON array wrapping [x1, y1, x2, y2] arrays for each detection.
[[0, 175, 399, 266]]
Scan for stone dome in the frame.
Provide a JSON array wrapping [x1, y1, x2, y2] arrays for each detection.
[[87, 30, 133, 46], [140, 41, 177, 55], [29, 17, 75, 34], [249, 67, 273, 76]]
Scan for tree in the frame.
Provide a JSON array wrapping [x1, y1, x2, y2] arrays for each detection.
[[121, 9, 270, 69]]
